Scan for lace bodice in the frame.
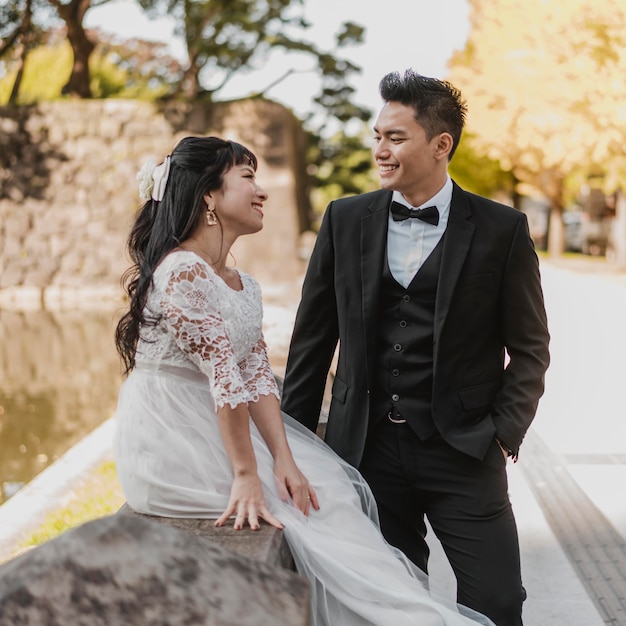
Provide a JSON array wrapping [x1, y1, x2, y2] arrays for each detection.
[[136, 250, 279, 409]]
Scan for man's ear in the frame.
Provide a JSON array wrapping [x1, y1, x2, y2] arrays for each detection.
[[434, 133, 454, 160]]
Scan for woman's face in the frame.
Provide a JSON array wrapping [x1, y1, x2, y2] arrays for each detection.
[[209, 163, 268, 236]]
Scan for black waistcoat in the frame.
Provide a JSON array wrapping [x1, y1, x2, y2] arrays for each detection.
[[369, 236, 445, 439]]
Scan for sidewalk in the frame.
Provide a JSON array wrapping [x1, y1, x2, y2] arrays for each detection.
[[520, 258, 626, 625]]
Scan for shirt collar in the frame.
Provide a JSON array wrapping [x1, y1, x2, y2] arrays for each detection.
[[391, 175, 453, 215]]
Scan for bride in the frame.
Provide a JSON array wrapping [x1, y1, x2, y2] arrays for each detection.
[[114, 136, 494, 626]]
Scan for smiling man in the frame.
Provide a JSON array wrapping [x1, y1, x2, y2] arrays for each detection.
[[282, 69, 550, 626]]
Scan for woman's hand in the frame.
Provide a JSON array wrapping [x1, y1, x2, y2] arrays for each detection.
[[246, 394, 320, 516], [274, 455, 320, 516], [215, 472, 284, 531]]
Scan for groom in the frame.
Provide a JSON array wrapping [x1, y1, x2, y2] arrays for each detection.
[[282, 69, 550, 626]]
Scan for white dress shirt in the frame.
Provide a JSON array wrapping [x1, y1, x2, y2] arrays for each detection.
[[387, 175, 452, 288]]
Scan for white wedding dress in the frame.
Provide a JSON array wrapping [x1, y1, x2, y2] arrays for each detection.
[[114, 250, 494, 626]]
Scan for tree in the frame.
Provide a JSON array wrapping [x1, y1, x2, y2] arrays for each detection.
[[0, 0, 48, 103], [0, 0, 107, 99], [0, 27, 182, 102], [305, 124, 377, 225], [134, 0, 372, 214], [447, 0, 626, 255], [2, 0, 372, 211], [0, 29, 72, 103], [91, 32, 183, 99], [47, 0, 100, 97], [136, 0, 368, 121], [448, 132, 514, 203]]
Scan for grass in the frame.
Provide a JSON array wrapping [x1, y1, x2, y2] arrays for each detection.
[[11, 459, 125, 559]]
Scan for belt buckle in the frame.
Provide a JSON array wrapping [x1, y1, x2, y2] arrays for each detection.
[[387, 409, 407, 424]]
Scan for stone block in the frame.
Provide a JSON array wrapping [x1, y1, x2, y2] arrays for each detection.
[[0, 513, 310, 626], [117, 504, 295, 570], [22, 268, 55, 287]]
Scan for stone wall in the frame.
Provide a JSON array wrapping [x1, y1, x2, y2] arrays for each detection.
[[0, 98, 311, 309]]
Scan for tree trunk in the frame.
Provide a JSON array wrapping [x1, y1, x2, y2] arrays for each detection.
[[54, 0, 94, 98], [608, 189, 626, 269], [8, 0, 32, 104], [546, 203, 565, 257], [8, 49, 25, 104], [542, 170, 566, 257], [61, 22, 94, 98], [179, 58, 201, 99]]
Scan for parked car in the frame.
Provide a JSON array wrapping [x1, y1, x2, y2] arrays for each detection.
[[563, 211, 583, 252], [580, 214, 613, 256], [562, 209, 613, 256]]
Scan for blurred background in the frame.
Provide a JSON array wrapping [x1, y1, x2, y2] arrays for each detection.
[[3, 0, 625, 261]]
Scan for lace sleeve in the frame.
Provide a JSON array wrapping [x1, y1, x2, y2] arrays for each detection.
[[238, 334, 280, 404], [158, 260, 248, 409]]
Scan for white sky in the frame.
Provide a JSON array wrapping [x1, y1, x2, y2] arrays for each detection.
[[85, 0, 471, 120]]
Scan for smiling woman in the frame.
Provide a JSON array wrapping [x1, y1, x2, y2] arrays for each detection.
[[111, 133, 494, 625]]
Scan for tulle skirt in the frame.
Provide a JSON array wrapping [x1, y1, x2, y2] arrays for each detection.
[[114, 364, 494, 626]]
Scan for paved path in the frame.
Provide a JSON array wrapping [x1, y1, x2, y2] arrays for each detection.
[[524, 260, 626, 625]]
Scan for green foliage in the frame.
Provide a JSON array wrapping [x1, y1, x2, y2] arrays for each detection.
[[90, 35, 182, 99], [0, 0, 24, 46], [0, 0, 49, 56], [135, 0, 368, 127], [0, 39, 71, 104], [307, 125, 377, 225], [15, 459, 124, 554], [2, 0, 369, 203], [0, 33, 181, 102], [89, 52, 131, 99], [448, 133, 514, 200]]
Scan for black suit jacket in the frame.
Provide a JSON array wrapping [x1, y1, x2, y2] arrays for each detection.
[[282, 182, 550, 467]]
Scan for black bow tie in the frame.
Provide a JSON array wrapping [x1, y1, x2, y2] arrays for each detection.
[[390, 201, 439, 226]]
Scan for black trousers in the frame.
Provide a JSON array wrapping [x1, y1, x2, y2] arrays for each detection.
[[359, 417, 525, 626]]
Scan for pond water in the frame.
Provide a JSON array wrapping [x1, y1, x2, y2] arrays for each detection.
[[0, 281, 303, 506], [0, 307, 123, 504]]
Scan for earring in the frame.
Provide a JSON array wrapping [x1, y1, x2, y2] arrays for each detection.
[[206, 202, 217, 226]]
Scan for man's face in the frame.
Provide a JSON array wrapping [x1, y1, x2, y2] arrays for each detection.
[[373, 101, 444, 205]]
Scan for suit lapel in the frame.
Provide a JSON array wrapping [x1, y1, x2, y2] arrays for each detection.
[[361, 191, 391, 380], [434, 183, 475, 344]]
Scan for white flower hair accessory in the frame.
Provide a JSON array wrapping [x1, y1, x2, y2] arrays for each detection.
[[136, 155, 171, 202], [137, 159, 156, 200]]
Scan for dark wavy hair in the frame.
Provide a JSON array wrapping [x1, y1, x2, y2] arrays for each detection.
[[115, 136, 258, 375], [379, 69, 467, 159]]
